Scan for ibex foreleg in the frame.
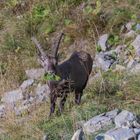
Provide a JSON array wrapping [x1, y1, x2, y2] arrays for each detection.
[[49, 94, 57, 117], [59, 92, 67, 113]]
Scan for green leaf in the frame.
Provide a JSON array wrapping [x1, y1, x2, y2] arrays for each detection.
[[107, 34, 120, 46], [55, 75, 61, 81], [131, 14, 137, 20], [44, 73, 61, 81]]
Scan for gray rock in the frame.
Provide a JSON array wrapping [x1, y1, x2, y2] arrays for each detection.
[[105, 109, 119, 119], [138, 135, 140, 140], [131, 35, 140, 56], [22, 96, 34, 105], [98, 34, 109, 51], [136, 24, 140, 31], [115, 45, 126, 54], [15, 96, 35, 116], [0, 104, 5, 118], [15, 104, 30, 116], [134, 128, 140, 135], [130, 64, 140, 74], [127, 59, 138, 69], [20, 79, 34, 91], [83, 109, 119, 135], [95, 52, 116, 71], [35, 84, 50, 103], [25, 68, 45, 80], [104, 128, 136, 140], [71, 129, 85, 140], [83, 115, 112, 135], [114, 110, 137, 128], [1, 89, 23, 104]]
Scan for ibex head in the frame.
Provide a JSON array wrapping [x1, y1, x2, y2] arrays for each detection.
[[31, 33, 64, 75]]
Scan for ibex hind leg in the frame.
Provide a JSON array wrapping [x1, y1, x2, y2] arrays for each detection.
[[75, 90, 83, 105], [59, 93, 67, 113]]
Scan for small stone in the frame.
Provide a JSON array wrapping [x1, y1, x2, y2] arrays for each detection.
[[131, 35, 140, 56], [114, 110, 136, 128], [0, 104, 5, 118], [98, 34, 109, 51], [1, 89, 23, 104], [130, 64, 140, 74], [71, 129, 85, 140], [115, 45, 126, 54], [25, 68, 45, 80], [136, 24, 140, 31], [124, 30, 137, 39], [127, 59, 138, 69], [125, 22, 136, 31], [20, 79, 34, 91]]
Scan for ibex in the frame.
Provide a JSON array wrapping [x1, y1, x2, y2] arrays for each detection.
[[31, 33, 93, 116]]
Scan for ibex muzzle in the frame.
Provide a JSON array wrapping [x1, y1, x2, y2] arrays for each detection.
[[31, 33, 93, 116]]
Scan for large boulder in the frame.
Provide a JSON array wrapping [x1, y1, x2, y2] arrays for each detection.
[[96, 127, 140, 140], [114, 110, 138, 128], [83, 109, 119, 135]]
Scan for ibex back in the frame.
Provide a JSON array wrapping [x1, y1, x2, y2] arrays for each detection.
[[31, 33, 93, 116]]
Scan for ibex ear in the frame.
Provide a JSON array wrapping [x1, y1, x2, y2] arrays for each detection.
[[52, 32, 64, 59]]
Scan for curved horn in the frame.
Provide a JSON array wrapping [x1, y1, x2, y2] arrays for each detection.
[[53, 32, 64, 57], [31, 37, 47, 58]]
